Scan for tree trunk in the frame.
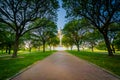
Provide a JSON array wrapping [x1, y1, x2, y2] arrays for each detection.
[[91, 44, 94, 52], [91, 46, 93, 52], [29, 47, 31, 52], [50, 46, 51, 51], [111, 44, 115, 53], [8, 47, 11, 54], [70, 45, 73, 51], [6, 47, 8, 53], [76, 44, 80, 51], [12, 36, 19, 58], [8, 45, 11, 54], [102, 33, 113, 56], [43, 41, 46, 52]]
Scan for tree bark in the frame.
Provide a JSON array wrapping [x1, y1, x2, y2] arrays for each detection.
[[8, 45, 11, 54], [8, 47, 11, 54], [111, 44, 115, 53], [50, 46, 52, 51], [12, 36, 19, 58], [91, 44, 94, 52], [102, 32, 113, 56], [43, 41, 46, 52], [6, 47, 8, 53], [76, 44, 80, 51]]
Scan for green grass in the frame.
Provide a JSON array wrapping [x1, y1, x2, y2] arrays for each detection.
[[68, 50, 120, 76], [0, 51, 55, 80]]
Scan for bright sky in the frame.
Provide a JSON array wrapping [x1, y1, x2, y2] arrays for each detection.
[[57, 0, 66, 30]]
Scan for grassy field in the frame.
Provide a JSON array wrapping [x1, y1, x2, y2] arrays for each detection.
[[0, 51, 55, 80], [68, 50, 120, 76]]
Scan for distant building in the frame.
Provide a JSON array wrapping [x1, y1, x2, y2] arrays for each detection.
[[57, 27, 63, 46]]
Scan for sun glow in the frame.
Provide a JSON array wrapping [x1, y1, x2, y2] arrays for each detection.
[[55, 46, 66, 51]]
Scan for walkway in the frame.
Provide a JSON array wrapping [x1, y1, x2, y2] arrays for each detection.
[[11, 51, 119, 80]]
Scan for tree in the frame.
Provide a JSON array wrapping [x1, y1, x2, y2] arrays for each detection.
[[0, 25, 7, 53], [84, 30, 103, 52], [62, 35, 74, 50], [22, 31, 33, 52], [4, 32, 14, 54], [108, 23, 120, 53], [47, 36, 59, 51], [0, 0, 59, 57], [31, 19, 58, 52], [62, 0, 120, 56], [32, 39, 42, 51], [0, 23, 14, 54], [114, 32, 120, 51], [63, 19, 87, 51], [96, 41, 107, 50]]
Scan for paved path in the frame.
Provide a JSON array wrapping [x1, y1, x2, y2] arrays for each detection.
[[11, 51, 119, 80]]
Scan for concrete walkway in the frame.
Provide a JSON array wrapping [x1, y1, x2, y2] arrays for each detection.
[[11, 51, 119, 80]]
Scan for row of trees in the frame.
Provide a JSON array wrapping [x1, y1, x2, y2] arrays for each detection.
[[23, 19, 59, 52], [62, 19, 90, 51], [0, 0, 60, 57], [62, 0, 120, 56], [0, 23, 14, 54], [62, 19, 120, 53], [0, 18, 60, 56]]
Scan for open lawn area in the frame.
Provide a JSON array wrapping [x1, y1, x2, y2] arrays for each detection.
[[68, 50, 120, 77], [0, 51, 55, 80]]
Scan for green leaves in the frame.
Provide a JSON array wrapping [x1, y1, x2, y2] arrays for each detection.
[[0, 0, 59, 57], [63, 19, 89, 51], [30, 19, 58, 52], [62, 0, 120, 56]]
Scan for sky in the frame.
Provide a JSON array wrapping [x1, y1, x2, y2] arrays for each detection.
[[57, 0, 66, 30]]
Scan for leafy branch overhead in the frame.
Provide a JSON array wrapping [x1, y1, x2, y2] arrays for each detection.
[[62, 0, 120, 56], [0, 0, 59, 57]]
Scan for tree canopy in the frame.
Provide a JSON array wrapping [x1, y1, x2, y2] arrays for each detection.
[[31, 19, 58, 52], [63, 19, 89, 51], [0, 0, 59, 57], [62, 0, 120, 56]]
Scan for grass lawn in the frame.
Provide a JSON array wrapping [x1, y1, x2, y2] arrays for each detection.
[[0, 51, 55, 80], [68, 50, 120, 76]]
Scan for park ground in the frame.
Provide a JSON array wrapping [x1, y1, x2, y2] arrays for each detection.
[[0, 50, 120, 80], [11, 51, 120, 80]]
